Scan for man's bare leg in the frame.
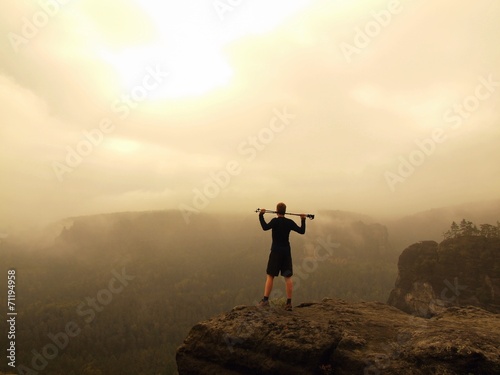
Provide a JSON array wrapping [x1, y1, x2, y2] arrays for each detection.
[[285, 276, 293, 299], [264, 274, 274, 297], [258, 275, 274, 307]]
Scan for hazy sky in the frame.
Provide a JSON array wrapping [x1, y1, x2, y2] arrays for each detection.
[[1, 0, 500, 230]]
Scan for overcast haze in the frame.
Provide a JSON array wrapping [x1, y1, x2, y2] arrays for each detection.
[[1, 0, 500, 231]]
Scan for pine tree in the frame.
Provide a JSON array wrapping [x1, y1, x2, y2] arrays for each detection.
[[459, 219, 477, 236], [480, 224, 497, 238], [443, 221, 460, 239]]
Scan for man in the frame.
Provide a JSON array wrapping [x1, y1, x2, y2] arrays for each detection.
[[258, 202, 306, 311]]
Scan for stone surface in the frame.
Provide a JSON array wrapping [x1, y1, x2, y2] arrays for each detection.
[[176, 299, 500, 375]]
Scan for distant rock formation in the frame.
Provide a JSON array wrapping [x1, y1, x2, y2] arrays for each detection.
[[312, 210, 394, 260], [387, 237, 500, 317], [176, 299, 500, 374]]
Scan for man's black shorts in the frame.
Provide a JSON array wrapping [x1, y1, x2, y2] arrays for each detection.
[[266, 250, 293, 277]]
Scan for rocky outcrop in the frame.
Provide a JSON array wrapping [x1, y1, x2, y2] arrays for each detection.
[[176, 299, 500, 375], [388, 237, 500, 317]]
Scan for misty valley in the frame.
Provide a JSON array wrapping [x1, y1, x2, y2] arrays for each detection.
[[1, 207, 499, 374], [1, 210, 400, 374]]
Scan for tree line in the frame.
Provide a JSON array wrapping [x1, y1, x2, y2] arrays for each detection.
[[443, 219, 500, 239]]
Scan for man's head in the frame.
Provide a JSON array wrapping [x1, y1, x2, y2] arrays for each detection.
[[276, 202, 286, 215]]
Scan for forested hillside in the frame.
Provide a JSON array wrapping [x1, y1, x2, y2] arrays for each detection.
[[0, 210, 398, 374]]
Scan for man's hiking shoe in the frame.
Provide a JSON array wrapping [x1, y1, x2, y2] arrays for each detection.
[[284, 303, 293, 311], [258, 299, 269, 308]]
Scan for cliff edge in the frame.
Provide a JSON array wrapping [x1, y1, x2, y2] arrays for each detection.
[[176, 298, 499, 374]]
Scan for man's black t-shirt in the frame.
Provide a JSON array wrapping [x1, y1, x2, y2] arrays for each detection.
[[259, 214, 306, 251]]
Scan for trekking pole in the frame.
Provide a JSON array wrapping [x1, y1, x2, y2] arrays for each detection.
[[255, 208, 315, 220]]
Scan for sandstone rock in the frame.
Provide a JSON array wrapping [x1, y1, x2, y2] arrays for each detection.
[[388, 237, 500, 317], [176, 299, 499, 374]]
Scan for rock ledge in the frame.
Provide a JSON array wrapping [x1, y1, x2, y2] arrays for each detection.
[[176, 298, 499, 375]]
